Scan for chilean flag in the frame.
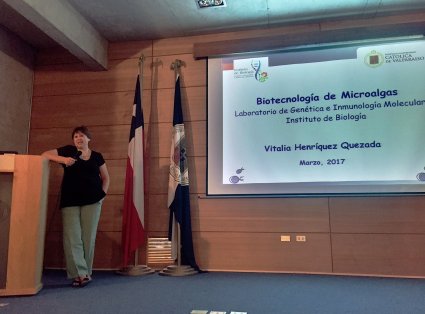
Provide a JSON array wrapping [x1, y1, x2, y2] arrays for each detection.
[[122, 75, 145, 266]]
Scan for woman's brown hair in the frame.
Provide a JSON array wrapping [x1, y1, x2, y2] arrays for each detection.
[[72, 126, 92, 139]]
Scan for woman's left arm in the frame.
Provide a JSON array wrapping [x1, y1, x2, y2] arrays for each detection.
[[99, 163, 110, 194]]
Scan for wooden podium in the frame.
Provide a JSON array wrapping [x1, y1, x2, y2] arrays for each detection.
[[0, 154, 49, 296]]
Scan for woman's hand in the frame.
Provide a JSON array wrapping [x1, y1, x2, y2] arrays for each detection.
[[63, 157, 77, 167], [99, 164, 110, 194], [42, 149, 78, 167]]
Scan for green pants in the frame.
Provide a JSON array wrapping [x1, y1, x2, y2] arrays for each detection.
[[61, 201, 102, 279]]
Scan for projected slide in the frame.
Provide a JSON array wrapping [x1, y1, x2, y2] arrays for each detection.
[[208, 39, 425, 196]]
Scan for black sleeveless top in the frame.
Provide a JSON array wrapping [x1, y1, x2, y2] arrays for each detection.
[[57, 145, 106, 208]]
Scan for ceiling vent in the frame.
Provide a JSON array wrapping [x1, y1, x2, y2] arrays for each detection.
[[196, 0, 227, 9]]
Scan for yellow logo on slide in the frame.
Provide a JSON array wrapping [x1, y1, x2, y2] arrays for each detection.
[[364, 50, 384, 68]]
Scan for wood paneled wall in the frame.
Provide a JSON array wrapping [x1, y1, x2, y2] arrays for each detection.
[[29, 12, 425, 277], [0, 26, 34, 154]]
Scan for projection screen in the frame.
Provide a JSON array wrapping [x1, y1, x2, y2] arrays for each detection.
[[207, 37, 425, 196]]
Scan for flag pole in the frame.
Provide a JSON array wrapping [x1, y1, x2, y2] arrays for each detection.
[[133, 54, 144, 268], [117, 54, 154, 276], [172, 59, 183, 269], [160, 59, 198, 276]]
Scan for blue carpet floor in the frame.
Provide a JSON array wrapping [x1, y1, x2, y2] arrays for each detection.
[[1, 270, 425, 314]]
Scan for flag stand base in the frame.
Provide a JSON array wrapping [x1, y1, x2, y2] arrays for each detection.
[[116, 265, 155, 276], [158, 265, 198, 276]]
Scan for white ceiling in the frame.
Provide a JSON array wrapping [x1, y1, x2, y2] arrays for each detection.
[[1, 0, 425, 48], [1, 0, 425, 70], [65, 0, 425, 41]]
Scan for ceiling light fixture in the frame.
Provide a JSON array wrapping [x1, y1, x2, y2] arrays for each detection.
[[196, 0, 227, 9]]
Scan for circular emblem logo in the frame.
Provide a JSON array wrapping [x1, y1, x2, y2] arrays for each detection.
[[364, 50, 384, 68]]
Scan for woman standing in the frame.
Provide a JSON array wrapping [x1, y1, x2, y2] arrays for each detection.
[[42, 126, 109, 287]]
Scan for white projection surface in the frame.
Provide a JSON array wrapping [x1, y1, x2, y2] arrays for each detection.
[[207, 38, 425, 196]]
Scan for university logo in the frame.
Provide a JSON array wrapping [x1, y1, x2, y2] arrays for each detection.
[[233, 57, 269, 81], [251, 59, 269, 82], [364, 50, 384, 68]]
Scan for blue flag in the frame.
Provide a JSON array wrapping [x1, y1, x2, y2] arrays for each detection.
[[167, 75, 199, 271]]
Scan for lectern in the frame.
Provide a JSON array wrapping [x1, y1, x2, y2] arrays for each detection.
[[0, 154, 49, 296]]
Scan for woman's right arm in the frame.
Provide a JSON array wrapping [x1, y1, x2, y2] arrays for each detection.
[[42, 149, 76, 167]]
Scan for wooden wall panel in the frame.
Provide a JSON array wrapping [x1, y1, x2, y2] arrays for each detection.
[[330, 196, 425, 233], [108, 40, 152, 60], [193, 197, 330, 233], [153, 54, 206, 89], [194, 232, 332, 272], [93, 231, 122, 268], [154, 36, 203, 55], [332, 234, 425, 276], [29, 128, 77, 156], [43, 231, 64, 268], [101, 159, 126, 195], [151, 86, 206, 123], [98, 195, 124, 232], [45, 194, 62, 232], [33, 57, 152, 97], [146, 195, 330, 233], [147, 123, 172, 158], [188, 157, 207, 194], [31, 91, 151, 128], [185, 121, 206, 157], [146, 157, 170, 195], [0, 27, 34, 155], [45, 163, 63, 195], [146, 194, 171, 232]]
